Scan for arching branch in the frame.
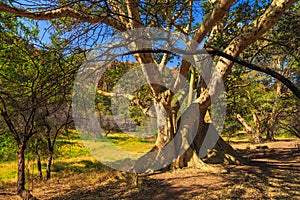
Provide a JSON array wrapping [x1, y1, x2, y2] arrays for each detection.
[[123, 48, 300, 100], [0, 2, 126, 31], [200, 0, 298, 109], [206, 49, 300, 99]]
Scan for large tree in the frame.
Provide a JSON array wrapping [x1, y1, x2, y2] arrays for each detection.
[[1, 0, 299, 175]]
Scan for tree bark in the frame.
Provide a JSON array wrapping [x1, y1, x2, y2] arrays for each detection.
[[266, 108, 279, 141], [175, 107, 242, 169], [46, 152, 53, 180], [236, 113, 262, 143], [17, 142, 35, 199], [17, 143, 26, 194], [267, 72, 282, 141], [252, 112, 263, 143], [36, 151, 42, 181]]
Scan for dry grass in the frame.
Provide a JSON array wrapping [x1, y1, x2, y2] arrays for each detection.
[[1, 139, 299, 200]]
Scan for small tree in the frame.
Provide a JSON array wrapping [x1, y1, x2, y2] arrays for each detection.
[[0, 16, 74, 198]]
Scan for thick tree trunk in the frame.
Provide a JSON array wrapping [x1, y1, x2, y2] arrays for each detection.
[[153, 102, 169, 149], [204, 137, 243, 165], [266, 108, 278, 141], [267, 78, 282, 141], [174, 106, 208, 168], [145, 99, 241, 172], [176, 109, 242, 169]]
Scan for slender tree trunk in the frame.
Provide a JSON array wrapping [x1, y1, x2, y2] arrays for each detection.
[[46, 152, 53, 180], [36, 152, 42, 181], [17, 143, 26, 194], [236, 113, 262, 143], [266, 108, 278, 141], [17, 142, 35, 199], [188, 67, 195, 105], [252, 112, 262, 143], [34, 142, 42, 181]]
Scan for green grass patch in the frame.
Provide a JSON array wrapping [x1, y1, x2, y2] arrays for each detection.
[[0, 130, 156, 182], [0, 163, 17, 182]]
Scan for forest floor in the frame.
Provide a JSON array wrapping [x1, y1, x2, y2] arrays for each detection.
[[0, 140, 299, 200]]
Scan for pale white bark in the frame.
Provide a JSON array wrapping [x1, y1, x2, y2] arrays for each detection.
[[126, 0, 142, 29], [197, 0, 298, 108], [174, 0, 235, 89], [236, 113, 255, 135], [107, 0, 128, 25]]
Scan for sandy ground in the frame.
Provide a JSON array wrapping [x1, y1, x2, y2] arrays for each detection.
[[1, 140, 299, 200]]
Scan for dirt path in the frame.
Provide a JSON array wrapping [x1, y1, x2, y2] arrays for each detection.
[[1, 140, 299, 200]]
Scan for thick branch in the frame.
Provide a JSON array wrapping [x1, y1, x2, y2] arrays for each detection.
[[175, 0, 235, 87], [126, 0, 142, 28], [0, 2, 125, 31], [236, 113, 255, 135], [123, 48, 300, 99], [192, 0, 235, 45], [200, 0, 298, 108]]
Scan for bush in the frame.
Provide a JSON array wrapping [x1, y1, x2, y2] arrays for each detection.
[[0, 131, 17, 162]]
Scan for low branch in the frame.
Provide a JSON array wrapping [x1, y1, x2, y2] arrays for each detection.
[[97, 90, 134, 100], [97, 90, 155, 117]]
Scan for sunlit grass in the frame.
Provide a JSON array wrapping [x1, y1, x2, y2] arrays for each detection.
[[0, 130, 155, 182], [0, 162, 17, 182], [107, 133, 155, 153]]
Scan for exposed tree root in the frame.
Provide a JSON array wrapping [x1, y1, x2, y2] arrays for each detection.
[[203, 137, 244, 165]]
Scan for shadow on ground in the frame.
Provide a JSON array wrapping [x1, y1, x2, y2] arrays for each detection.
[[1, 141, 299, 200]]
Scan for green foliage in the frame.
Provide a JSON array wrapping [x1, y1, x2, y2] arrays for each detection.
[[0, 131, 17, 162], [96, 61, 153, 126]]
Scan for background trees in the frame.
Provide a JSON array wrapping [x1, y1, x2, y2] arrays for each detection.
[[0, 15, 76, 198]]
